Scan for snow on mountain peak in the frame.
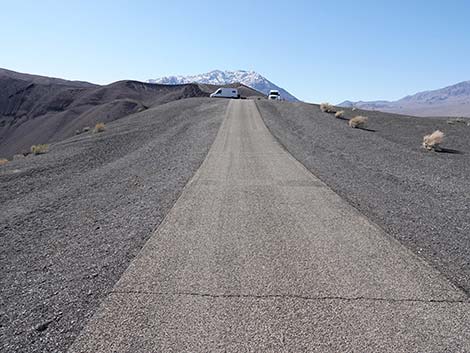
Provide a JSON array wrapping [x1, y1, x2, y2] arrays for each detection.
[[148, 70, 298, 101]]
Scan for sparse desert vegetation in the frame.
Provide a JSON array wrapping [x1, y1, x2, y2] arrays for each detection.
[[320, 102, 336, 113], [31, 144, 49, 155], [349, 116, 368, 128], [422, 130, 444, 151], [335, 110, 345, 119], [0, 158, 9, 165], [93, 122, 106, 133]]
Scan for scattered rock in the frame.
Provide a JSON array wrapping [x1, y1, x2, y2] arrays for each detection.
[[34, 319, 54, 332], [13, 154, 25, 160], [447, 118, 467, 125]]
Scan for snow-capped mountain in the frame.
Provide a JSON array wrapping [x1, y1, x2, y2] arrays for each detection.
[[148, 70, 299, 102]]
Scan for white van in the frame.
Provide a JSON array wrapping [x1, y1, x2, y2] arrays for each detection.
[[210, 88, 240, 99], [268, 90, 281, 100]]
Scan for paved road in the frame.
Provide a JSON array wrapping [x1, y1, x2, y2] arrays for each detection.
[[69, 100, 470, 352]]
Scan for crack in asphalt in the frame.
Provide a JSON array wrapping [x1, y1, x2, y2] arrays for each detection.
[[110, 289, 470, 304]]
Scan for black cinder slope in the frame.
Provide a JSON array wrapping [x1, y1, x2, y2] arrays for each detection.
[[0, 69, 211, 158], [258, 99, 470, 294], [0, 97, 227, 353]]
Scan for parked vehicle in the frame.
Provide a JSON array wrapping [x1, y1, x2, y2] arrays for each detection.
[[210, 88, 240, 99], [268, 90, 281, 100]]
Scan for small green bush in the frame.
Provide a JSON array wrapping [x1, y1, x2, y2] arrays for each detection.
[[31, 144, 49, 155]]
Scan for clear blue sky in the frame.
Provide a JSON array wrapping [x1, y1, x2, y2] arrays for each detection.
[[1, 0, 469, 103]]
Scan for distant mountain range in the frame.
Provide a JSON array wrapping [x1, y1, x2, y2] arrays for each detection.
[[148, 70, 299, 102], [339, 80, 470, 117]]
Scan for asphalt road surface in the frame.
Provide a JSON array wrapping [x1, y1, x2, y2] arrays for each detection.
[[69, 100, 470, 352]]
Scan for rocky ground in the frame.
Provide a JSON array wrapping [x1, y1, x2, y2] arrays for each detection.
[[258, 100, 470, 294], [3, 95, 470, 352], [0, 97, 227, 352]]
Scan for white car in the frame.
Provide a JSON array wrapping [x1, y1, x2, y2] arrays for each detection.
[[268, 90, 281, 100], [210, 88, 240, 99]]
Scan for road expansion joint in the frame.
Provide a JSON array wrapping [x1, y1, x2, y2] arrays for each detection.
[[110, 289, 470, 304]]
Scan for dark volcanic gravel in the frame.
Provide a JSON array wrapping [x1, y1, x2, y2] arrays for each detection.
[[257, 100, 470, 294], [0, 98, 227, 352]]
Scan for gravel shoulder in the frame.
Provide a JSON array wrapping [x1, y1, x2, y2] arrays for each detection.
[[257, 100, 470, 294], [0, 97, 227, 353]]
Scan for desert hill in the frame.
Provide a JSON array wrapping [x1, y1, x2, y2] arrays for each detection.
[[0, 68, 262, 157]]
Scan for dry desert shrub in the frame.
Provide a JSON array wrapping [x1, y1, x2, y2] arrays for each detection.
[[320, 102, 335, 113], [349, 116, 368, 128], [422, 130, 444, 151], [335, 110, 345, 119], [31, 144, 49, 155], [0, 158, 9, 165], [93, 122, 106, 133]]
